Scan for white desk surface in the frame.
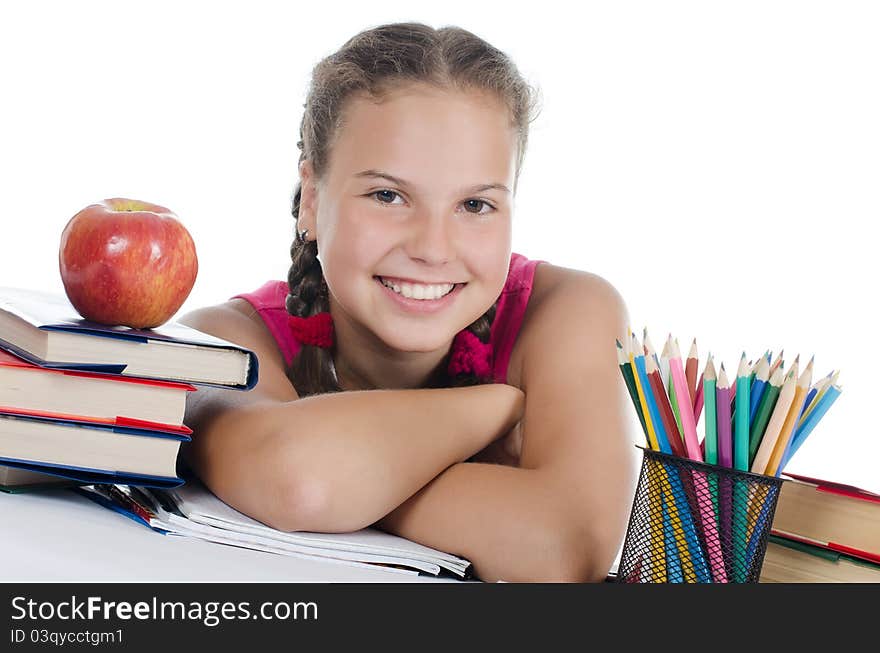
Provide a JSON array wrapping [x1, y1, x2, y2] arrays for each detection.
[[0, 488, 464, 583]]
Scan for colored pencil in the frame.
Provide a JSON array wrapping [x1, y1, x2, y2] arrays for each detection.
[[653, 449, 711, 582], [703, 357, 718, 465], [748, 355, 770, 426], [732, 354, 752, 580], [766, 356, 814, 476], [627, 327, 667, 581], [645, 345, 686, 458], [693, 370, 706, 423], [769, 350, 784, 376], [617, 339, 648, 440], [659, 337, 672, 397], [716, 365, 733, 469], [668, 337, 702, 461], [643, 328, 661, 369], [670, 337, 729, 580], [734, 353, 751, 472], [713, 363, 734, 577], [629, 332, 660, 452], [750, 359, 799, 474], [635, 340, 672, 455], [799, 370, 836, 426], [749, 366, 783, 468], [685, 338, 698, 408], [783, 382, 842, 468]]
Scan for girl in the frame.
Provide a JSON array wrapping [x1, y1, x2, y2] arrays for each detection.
[[179, 22, 636, 583]]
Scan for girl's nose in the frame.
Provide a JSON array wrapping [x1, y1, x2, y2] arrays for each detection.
[[405, 210, 455, 266]]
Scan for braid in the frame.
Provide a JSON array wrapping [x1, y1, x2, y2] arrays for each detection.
[[284, 183, 340, 396]]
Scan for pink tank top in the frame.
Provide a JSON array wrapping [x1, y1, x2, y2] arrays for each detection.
[[230, 252, 546, 384]]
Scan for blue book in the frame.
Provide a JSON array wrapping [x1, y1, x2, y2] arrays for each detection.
[[0, 286, 258, 389], [0, 411, 190, 488]]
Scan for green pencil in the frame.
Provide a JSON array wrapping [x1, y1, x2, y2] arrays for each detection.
[[748, 366, 784, 468], [617, 339, 648, 439], [703, 356, 718, 465], [734, 353, 751, 472], [660, 338, 683, 440]]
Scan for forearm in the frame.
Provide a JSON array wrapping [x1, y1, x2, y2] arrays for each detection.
[[375, 462, 616, 583], [265, 384, 522, 532]]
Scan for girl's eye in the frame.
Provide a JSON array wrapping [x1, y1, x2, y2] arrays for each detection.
[[462, 199, 495, 215], [372, 189, 403, 205], [369, 190, 496, 215]]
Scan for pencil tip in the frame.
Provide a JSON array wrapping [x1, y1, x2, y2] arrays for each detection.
[[615, 338, 622, 348]]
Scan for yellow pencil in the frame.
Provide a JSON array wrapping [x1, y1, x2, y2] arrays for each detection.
[[765, 356, 814, 476], [630, 331, 659, 451], [750, 358, 799, 474]]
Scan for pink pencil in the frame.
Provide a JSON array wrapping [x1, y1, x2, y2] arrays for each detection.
[[666, 336, 727, 582], [668, 337, 702, 461]]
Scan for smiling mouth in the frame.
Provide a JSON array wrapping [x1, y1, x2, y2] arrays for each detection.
[[373, 276, 465, 300]]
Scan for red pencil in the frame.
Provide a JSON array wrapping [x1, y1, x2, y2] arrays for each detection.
[[693, 369, 706, 421], [646, 351, 686, 458], [685, 338, 698, 407], [770, 349, 784, 375]]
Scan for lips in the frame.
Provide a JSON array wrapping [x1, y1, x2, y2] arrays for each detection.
[[374, 275, 460, 286], [373, 275, 465, 313], [375, 276, 457, 299]]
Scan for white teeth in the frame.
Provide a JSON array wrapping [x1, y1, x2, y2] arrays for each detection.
[[378, 277, 455, 300]]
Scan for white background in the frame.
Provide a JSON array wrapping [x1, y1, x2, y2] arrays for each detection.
[[1, 2, 877, 490]]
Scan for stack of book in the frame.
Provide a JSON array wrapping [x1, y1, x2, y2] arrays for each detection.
[[760, 472, 880, 582], [0, 286, 258, 491]]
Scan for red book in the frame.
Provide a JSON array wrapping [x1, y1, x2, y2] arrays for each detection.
[[772, 472, 880, 564], [0, 349, 194, 433]]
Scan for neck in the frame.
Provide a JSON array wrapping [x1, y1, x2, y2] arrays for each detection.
[[332, 346, 448, 391], [328, 300, 450, 391]]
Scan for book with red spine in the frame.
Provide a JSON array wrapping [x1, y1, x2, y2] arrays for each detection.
[[772, 472, 880, 564]]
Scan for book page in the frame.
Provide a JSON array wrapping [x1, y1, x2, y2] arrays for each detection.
[[162, 478, 470, 567]]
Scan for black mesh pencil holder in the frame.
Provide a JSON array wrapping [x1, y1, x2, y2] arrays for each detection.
[[617, 446, 784, 583]]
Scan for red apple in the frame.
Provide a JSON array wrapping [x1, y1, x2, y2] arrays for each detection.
[[59, 198, 198, 329]]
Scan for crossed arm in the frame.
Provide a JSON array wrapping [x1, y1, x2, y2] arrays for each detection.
[[376, 272, 638, 582], [180, 272, 637, 583]]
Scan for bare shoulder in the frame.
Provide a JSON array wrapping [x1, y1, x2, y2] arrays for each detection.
[[530, 263, 626, 312], [177, 299, 297, 403], [507, 263, 629, 387]]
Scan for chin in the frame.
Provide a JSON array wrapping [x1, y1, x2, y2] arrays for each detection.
[[373, 322, 458, 354]]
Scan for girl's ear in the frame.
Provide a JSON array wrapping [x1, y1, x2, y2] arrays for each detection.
[[298, 159, 319, 234]]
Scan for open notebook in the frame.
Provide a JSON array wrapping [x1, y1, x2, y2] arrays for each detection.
[[76, 478, 472, 579]]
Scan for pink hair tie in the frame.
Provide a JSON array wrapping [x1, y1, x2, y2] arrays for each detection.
[[448, 329, 494, 379], [287, 312, 334, 348]]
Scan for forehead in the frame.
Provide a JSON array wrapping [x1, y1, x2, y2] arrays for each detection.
[[328, 86, 517, 185]]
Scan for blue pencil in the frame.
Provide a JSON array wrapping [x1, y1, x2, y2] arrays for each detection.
[[634, 351, 672, 455], [798, 370, 833, 427], [781, 383, 842, 471], [662, 494, 683, 582], [748, 355, 770, 427]]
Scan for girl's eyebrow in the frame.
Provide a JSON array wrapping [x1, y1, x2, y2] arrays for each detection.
[[354, 169, 511, 194]]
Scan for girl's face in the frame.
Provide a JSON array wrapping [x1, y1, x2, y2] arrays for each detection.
[[301, 85, 517, 355]]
